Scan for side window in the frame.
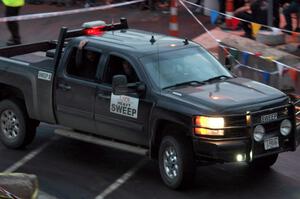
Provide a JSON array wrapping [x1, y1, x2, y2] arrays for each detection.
[[66, 48, 101, 81], [103, 55, 139, 84]]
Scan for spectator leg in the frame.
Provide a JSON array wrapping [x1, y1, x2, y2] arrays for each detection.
[[273, 0, 281, 28], [235, 12, 254, 39], [5, 6, 21, 44], [283, 2, 299, 30]]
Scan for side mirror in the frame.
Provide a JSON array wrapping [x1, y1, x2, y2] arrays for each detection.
[[136, 82, 146, 95], [112, 75, 128, 95], [112, 75, 146, 96]]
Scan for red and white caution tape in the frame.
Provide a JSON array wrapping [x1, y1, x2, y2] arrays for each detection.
[[0, 0, 144, 22]]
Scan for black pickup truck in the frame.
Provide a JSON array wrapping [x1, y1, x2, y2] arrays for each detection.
[[0, 18, 299, 189]]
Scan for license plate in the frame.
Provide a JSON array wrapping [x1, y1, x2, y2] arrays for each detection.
[[261, 112, 278, 123], [264, 137, 279, 150]]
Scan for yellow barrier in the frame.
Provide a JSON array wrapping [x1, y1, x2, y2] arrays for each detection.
[[0, 173, 38, 199]]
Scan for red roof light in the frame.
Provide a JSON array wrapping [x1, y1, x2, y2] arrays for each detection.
[[84, 26, 105, 36]]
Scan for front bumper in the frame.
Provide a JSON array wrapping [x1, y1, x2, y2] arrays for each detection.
[[193, 104, 299, 163], [193, 138, 250, 162], [193, 133, 298, 163]]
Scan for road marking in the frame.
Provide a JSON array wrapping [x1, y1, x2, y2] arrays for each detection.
[[2, 136, 60, 199], [3, 136, 58, 173], [95, 158, 148, 199]]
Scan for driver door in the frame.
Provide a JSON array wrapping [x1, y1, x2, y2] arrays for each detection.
[[94, 54, 152, 146]]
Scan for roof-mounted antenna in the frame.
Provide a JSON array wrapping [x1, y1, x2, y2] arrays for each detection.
[[150, 36, 156, 45], [183, 38, 189, 45], [111, 18, 115, 35]]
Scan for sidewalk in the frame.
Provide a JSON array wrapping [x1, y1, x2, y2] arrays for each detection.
[[192, 25, 300, 96], [193, 27, 300, 55], [192, 27, 243, 53]]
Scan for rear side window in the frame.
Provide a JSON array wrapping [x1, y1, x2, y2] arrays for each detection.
[[66, 48, 101, 81]]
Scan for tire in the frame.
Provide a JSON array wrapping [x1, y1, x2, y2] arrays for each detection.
[[0, 99, 36, 149], [158, 133, 196, 189], [248, 154, 278, 169]]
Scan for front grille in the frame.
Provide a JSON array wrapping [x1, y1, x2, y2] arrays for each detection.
[[226, 115, 247, 127], [264, 122, 280, 133], [224, 128, 248, 138], [252, 106, 290, 125], [250, 104, 295, 157]]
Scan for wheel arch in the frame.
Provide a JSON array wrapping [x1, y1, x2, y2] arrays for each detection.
[[0, 83, 38, 125], [150, 118, 191, 159]]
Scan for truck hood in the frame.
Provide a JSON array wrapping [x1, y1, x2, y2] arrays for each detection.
[[165, 77, 287, 114]]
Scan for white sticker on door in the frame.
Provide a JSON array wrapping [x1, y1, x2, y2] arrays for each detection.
[[38, 71, 52, 81], [110, 94, 139, 119]]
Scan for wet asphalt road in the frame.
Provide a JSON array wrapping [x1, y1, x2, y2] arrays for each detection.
[[0, 124, 300, 199]]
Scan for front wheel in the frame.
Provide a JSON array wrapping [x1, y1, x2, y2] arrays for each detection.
[[158, 134, 196, 189], [0, 99, 36, 149], [248, 154, 278, 169]]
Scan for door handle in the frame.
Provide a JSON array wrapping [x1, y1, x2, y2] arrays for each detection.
[[97, 93, 111, 100], [58, 83, 71, 91]]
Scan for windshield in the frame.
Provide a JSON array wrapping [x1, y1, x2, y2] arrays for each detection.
[[140, 47, 232, 89]]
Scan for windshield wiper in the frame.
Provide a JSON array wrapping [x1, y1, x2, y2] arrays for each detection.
[[202, 75, 231, 83], [163, 81, 204, 90]]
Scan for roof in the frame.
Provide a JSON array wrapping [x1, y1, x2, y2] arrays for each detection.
[[76, 29, 199, 57]]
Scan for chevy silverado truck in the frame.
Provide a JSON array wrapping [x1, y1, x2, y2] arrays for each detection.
[[0, 18, 299, 189]]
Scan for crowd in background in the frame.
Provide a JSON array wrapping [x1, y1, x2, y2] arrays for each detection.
[[150, 0, 299, 37], [230, 0, 300, 38], [22, 0, 300, 31], [26, 0, 107, 7], [1, 0, 300, 45], [193, 0, 299, 39]]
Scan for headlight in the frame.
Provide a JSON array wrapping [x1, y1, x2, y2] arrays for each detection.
[[253, 125, 265, 142], [194, 116, 225, 136], [280, 119, 292, 136], [195, 116, 225, 129]]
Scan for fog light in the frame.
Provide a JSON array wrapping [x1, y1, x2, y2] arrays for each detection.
[[254, 125, 265, 142], [280, 119, 292, 136], [236, 154, 245, 162]]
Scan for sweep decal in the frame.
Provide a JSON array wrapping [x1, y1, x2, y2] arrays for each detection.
[[110, 94, 139, 119]]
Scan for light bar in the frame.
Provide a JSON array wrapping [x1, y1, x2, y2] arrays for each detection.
[[82, 18, 128, 36], [83, 26, 105, 36]]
